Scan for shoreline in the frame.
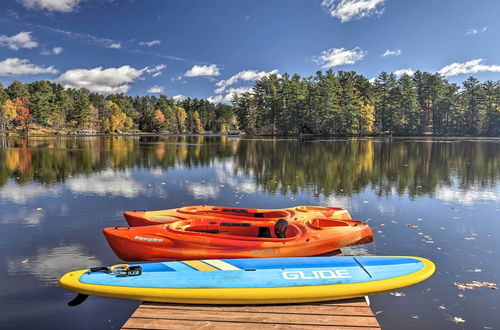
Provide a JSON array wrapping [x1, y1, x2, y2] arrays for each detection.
[[1, 131, 498, 139]]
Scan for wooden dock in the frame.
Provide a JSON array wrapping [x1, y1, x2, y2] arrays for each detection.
[[121, 250, 380, 329], [122, 298, 380, 329]]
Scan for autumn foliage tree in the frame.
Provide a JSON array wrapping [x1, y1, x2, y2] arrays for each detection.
[[102, 101, 133, 132], [1, 99, 18, 130], [152, 109, 167, 132], [174, 106, 187, 133], [13, 97, 32, 133], [192, 111, 204, 134], [358, 99, 375, 134]]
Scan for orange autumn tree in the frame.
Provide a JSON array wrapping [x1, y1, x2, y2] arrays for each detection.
[[152, 109, 167, 132], [14, 97, 32, 133]]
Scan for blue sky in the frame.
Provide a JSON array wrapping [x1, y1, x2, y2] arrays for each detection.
[[0, 0, 499, 102]]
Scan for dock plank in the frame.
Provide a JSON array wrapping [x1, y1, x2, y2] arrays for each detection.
[[122, 298, 380, 329], [121, 250, 380, 329]]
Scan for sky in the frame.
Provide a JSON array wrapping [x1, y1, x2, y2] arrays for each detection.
[[0, 0, 499, 102]]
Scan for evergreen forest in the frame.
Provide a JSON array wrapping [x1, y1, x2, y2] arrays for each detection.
[[1, 70, 498, 136]]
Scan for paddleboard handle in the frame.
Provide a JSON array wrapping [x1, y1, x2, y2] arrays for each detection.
[[110, 264, 130, 272], [109, 264, 142, 276], [89, 266, 110, 273]]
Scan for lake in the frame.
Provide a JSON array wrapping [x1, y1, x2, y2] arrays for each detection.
[[0, 135, 499, 329]]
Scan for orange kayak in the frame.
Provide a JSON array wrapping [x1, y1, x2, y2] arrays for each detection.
[[123, 205, 352, 227], [103, 216, 373, 261]]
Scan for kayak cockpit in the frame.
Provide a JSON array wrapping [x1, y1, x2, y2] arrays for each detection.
[[169, 219, 299, 239], [177, 206, 295, 219]]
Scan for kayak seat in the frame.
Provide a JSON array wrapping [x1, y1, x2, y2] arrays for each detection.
[[274, 219, 288, 238], [258, 227, 272, 238]]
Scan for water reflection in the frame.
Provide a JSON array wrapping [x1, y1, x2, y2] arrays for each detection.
[[0, 181, 61, 204], [1, 136, 498, 199], [66, 169, 145, 197], [0, 135, 499, 330], [7, 245, 102, 285], [1, 206, 45, 227]]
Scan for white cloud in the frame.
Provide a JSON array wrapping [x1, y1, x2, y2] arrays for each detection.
[[314, 47, 366, 68], [438, 59, 500, 77], [19, 0, 80, 12], [139, 40, 161, 47], [321, 0, 386, 22], [108, 43, 121, 49], [208, 87, 253, 104], [382, 49, 401, 57], [184, 64, 220, 77], [172, 94, 187, 101], [466, 27, 487, 36], [207, 95, 226, 104], [148, 85, 164, 93], [0, 31, 38, 50], [41, 46, 63, 55], [146, 64, 166, 77], [57, 65, 146, 94], [394, 68, 415, 76], [215, 69, 278, 94], [52, 46, 63, 54], [65, 169, 144, 197], [0, 58, 58, 76]]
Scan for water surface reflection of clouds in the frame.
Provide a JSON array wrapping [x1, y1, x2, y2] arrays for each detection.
[[187, 182, 220, 199], [1, 207, 45, 227], [0, 181, 61, 204], [184, 159, 259, 200], [0, 136, 499, 330], [7, 245, 102, 285], [65, 169, 144, 197], [436, 186, 500, 206]]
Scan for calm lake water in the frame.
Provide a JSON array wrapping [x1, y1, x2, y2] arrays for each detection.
[[0, 135, 499, 329]]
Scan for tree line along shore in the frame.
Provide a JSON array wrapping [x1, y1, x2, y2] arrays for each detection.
[[0, 70, 498, 136]]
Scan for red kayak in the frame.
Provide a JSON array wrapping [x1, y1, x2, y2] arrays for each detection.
[[104, 216, 373, 261]]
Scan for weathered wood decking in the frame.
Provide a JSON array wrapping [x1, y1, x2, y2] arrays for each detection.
[[122, 298, 380, 329], [121, 250, 380, 329]]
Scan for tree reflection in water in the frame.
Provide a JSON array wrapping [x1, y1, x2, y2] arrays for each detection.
[[0, 136, 498, 198]]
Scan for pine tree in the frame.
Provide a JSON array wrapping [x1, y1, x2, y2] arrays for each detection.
[[482, 80, 500, 136], [462, 77, 483, 135], [398, 74, 420, 135], [6, 81, 29, 99], [28, 80, 55, 125], [374, 72, 399, 134]]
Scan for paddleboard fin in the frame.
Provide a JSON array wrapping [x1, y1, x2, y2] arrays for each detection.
[[68, 293, 88, 306]]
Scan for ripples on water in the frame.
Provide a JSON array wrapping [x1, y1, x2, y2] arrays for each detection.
[[0, 136, 498, 329]]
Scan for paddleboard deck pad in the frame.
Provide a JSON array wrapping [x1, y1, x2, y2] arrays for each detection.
[[59, 256, 435, 304]]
